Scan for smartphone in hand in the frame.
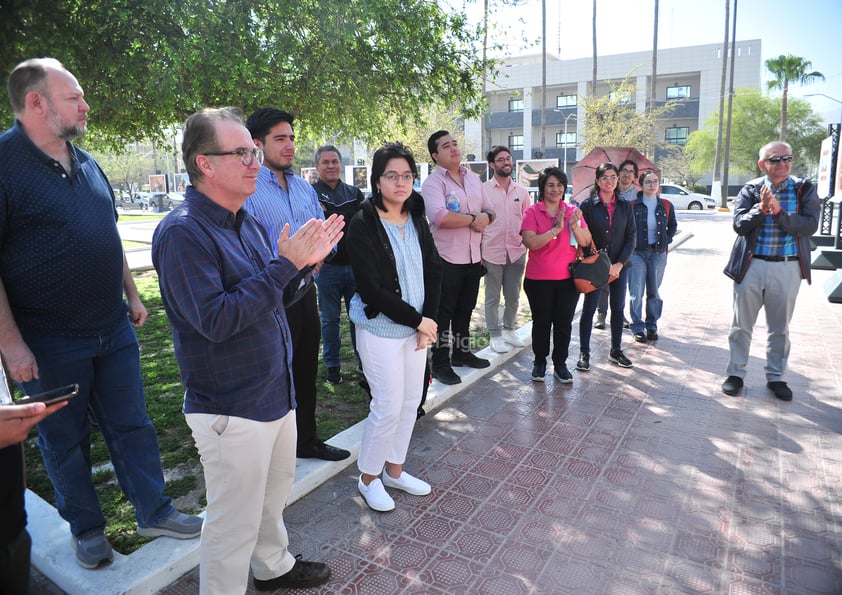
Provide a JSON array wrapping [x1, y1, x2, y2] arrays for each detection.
[[15, 384, 80, 406]]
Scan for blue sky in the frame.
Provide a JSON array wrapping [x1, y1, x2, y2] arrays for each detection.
[[467, 0, 842, 124]]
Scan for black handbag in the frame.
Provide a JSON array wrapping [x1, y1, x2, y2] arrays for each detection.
[[569, 241, 611, 293]]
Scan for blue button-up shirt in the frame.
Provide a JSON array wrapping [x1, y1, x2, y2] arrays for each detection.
[[151, 186, 299, 422]]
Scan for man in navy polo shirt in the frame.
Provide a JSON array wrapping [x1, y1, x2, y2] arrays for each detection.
[[0, 58, 201, 569]]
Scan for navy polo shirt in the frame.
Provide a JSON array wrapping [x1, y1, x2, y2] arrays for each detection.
[[0, 121, 125, 337]]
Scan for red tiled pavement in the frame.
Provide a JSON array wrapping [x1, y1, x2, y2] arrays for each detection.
[[159, 214, 842, 594]]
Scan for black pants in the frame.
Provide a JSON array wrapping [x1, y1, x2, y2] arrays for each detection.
[[431, 260, 484, 370], [0, 528, 31, 595], [523, 278, 580, 368], [285, 285, 321, 447]]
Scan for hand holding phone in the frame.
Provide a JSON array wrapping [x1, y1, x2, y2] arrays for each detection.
[[15, 384, 80, 406]]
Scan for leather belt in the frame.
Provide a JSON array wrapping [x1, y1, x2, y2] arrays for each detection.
[[753, 254, 798, 262]]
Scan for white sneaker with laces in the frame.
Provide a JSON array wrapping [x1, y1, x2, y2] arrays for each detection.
[[490, 336, 511, 353], [358, 476, 395, 511], [502, 329, 525, 348], [381, 471, 432, 496]]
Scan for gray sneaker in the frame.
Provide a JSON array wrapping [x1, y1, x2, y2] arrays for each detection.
[[137, 510, 203, 539], [71, 531, 113, 569]]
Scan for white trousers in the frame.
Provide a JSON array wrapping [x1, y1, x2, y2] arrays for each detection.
[[356, 329, 427, 475], [187, 411, 297, 595]]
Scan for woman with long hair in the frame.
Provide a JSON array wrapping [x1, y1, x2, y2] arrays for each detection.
[[520, 168, 591, 382], [346, 142, 442, 512], [576, 163, 636, 370], [628, 171, 677, 342]]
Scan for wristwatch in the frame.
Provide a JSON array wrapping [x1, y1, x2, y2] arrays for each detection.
[[470, 213, 477, 224], [484, 210, 495, 224]]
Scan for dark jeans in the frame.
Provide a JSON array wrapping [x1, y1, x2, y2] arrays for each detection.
[[431, 260, 484, 370], [22, 318, 173, 538], [579, 267, 630, 353], [523, 278, 580, 369], [315, 263, 358, 369], [286, 285, 321, 447], [0, 528, 30, 595]]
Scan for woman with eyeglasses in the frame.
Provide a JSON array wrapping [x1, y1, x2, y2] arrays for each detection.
[[520, 168, 591, 383], [346, 142, 442, 512], [576, 162, 636, 370], [628, 172, 677, 344]]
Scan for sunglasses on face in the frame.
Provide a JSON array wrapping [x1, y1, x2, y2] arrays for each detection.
[[764, 155, 793, 164]]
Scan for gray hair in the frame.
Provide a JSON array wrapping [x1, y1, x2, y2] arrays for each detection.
[[7, 57, 66, 113], [759, 141, 792, 161], [182, 107, 244, 184]]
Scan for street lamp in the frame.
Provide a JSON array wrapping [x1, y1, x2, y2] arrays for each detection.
[[562, 112, 577, 176], [804, 93, 842, 125]]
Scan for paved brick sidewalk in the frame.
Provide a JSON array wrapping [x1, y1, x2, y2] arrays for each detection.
[[155, 214, 842, 593]]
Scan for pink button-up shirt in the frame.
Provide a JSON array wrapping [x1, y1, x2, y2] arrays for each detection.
[[481, 176, 530, 265], [421, 165, 495, 265]]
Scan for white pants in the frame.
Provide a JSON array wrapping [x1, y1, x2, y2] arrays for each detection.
[[356, 329, 427, 475], [187, 411, 297, 595]]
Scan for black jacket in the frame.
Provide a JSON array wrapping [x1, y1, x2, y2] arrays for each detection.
[[579, 193, 636, 266], [347, 193, 442, 328], [723, 177, 820, 284]]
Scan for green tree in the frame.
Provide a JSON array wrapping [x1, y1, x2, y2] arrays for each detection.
[[580, 76, 674, 154], [685, 89, 824, 178], [0, 0, 491, 148], [657, 145, 702, 189], [765, 54, 825, 142]]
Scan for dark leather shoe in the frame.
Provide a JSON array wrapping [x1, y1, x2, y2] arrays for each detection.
[[451, 352, 490, 369], [254, 555, 331, 590], [646, 330, 659, 341], [633, 332, 648, 343], [767, 381, 793, 401], [297, 441, 350, 461], [721, 376, 743, 396], [432, 366, 461, 385]]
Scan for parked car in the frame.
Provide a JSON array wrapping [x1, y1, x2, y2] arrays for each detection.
[[167, 192, 185, 208], [148, 193, 172, 212], [659, 184, 716, 210]]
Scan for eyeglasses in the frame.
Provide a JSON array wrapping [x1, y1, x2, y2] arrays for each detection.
[[203, 147, 264, 167], [643, 179, 660, 185], [620, 169, 636, 174], [381, 172, 415, 183], [764, 155, 794, 164], [599, 175, 618, 182], [494, 156, 513, 163]]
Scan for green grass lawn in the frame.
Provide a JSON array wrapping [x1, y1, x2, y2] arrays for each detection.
[[24, 270, 530, 553]]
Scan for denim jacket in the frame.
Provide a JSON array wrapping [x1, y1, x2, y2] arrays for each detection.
[[631, 195, 677, 253]]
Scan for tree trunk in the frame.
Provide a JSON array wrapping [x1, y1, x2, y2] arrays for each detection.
[[712, 0, 730, 208], [591, 0, 597, 96], [780, 84, 789, 141], [650, 0, 659, 158]]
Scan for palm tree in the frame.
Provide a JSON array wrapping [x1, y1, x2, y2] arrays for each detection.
[[591, 0, 597, 96], [766, 54, 825, 141]]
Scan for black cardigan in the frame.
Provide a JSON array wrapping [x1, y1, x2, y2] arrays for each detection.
[[346, 193, 442, 329], [579, 193, 636, 266]]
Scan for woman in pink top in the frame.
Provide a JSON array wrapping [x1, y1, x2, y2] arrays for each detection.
[[520, 168, 592, 383]]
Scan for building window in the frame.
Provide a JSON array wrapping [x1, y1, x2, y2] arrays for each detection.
[[665, 127, 689, 146], [508, 98, 524, 112], [608, 90, 632, 104], [556, 94, 577, 108], [508, 135, 524, 151], [666, 85, 691, 99], [555, 132, 576, 148]]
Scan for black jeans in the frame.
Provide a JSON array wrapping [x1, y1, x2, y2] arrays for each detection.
[[431, 260, 484, 370], [0, 528, 30, 595], [579, 267, 630, 353], [523, 277, 580, 369], [286, 285, 321, 447]]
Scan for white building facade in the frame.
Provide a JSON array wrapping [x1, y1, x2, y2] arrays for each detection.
[[464, 39, 762, 175]]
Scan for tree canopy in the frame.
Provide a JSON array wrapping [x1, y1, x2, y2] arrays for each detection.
[[685, 89, 825, 178], [0, 0, 491, 149], [765, 54, 825, 142]]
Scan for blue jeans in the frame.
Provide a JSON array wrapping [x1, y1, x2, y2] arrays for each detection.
[[316, 263, 358, 369], [21, 318, 173, 538], [628, 249, 667, 334], [579, 267, 629, 353]]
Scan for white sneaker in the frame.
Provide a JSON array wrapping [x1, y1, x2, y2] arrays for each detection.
[[381, 471, 432, 496], [490, 336, 511, 353], [502, 329, 525, 348], [358, 476, 395, 511]]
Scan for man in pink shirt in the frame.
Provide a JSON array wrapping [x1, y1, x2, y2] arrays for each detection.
[[421, 131, 496, 385], [482, 146, 529, 354]]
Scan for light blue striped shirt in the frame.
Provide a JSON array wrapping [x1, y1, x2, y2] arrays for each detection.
[[350, 220, 425, 338], [245, 166, 324, 255]]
